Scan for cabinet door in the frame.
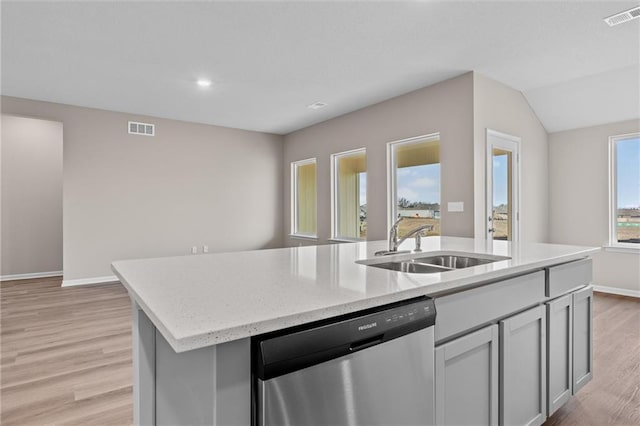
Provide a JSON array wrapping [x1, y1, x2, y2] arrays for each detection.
[[500, 305, 546, 426], [546, 295, 573, 416], [573, 286, 593, 394], [435, 324, 499, 426]]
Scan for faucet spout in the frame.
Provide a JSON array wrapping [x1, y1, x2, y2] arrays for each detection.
[[395, 224, 434, 250], [388, 217, 404, 251], [374, 218, 434, 256]]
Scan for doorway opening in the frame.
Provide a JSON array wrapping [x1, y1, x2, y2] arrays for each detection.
[[1, 115, 63, 280], [486, 129, 520, 242]]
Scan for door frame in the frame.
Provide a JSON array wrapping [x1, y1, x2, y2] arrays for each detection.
[[486, 129, 520, 242]]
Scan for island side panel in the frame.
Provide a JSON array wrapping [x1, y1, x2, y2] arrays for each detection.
[[132, 301, 156, 426], [154, 334, 251, 425], [215, 338, 251, 426], [155, 331, 216, 425], [131, 301, 252, 426]]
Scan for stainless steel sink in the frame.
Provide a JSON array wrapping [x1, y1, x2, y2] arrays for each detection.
[[411, 255, 494, 269], [356, 251, 511, 274], [367, 261, 453, 274]]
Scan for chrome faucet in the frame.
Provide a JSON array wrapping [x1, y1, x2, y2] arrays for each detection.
[[375, 217, 434, 256], [392, 223, 433, 252], [388, 216, 404, 252]]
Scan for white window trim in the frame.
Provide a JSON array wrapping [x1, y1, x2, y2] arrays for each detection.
[[291, 157, 317, 238], [386, 133, 440, 235], [289, 234, 319, 241], [608, 132, 640, 250], [604, 245, 639, 253], [327, 237, 362, 244], [331, 147, 367, 241]]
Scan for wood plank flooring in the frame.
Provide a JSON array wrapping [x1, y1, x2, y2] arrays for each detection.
[[1, 277, 132, 425], [1, 278, 638, 425]]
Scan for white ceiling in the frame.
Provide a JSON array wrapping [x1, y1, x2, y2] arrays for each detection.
[[2, 1, 639, 135]]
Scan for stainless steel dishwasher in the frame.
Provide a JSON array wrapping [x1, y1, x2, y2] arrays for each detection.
[[252, 297, 436, 426]]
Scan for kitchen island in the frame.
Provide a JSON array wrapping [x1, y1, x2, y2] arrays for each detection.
[[112, 237, 599, 426]]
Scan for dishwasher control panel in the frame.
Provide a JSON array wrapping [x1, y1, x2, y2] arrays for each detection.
[[254, 297, 436, 380], [350, 298, 435, 338]]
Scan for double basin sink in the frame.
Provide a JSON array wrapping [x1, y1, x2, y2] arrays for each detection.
[[357, 251, 511, 274]]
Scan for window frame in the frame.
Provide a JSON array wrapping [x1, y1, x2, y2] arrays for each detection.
[[386, 132, 441, 235], [290, 157, 318, 239], [330, 147, 367, 242], [608, 132, 640, 250]]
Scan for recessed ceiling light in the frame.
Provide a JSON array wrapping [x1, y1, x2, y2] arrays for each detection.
[[307, 101, 327, 110], [196, 78, 212, 88], [604, 6, 640, 26]]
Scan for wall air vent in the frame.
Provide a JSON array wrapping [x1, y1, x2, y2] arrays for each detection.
[[604, 6, 640, 26], [128, 121, 155, 136]]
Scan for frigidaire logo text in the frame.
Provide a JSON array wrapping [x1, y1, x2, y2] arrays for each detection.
[[358, 322, 377, 331]]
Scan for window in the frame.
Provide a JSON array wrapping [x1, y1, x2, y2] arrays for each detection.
[[291, 158, 317, 237], [331, 148, 367, 240], [388, 134, 440, 239], [610, 133, 640, 247]]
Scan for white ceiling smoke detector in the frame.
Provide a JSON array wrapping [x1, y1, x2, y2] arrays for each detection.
[[307, 101, 327, 110], [604, 6, 640, 26]]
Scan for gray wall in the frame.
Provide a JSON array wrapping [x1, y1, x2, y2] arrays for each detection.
[[1, 115, 63, 277], [549, 119, 640, 293], [283, 72, 475, 245], [1, 96, 284, 282], [473, 73, 549, 243]]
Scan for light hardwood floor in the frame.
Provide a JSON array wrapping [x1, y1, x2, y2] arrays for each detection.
[[1, 277, 132, 425], [1, 278, 638, 425]]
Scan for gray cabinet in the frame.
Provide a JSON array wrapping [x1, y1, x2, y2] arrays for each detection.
[[546, 294, 573, 416], [435, 324, 499, 426], [435, 271, 545, 343], [546, 286, 593, 416], [500, 305, 546, 426], [546, 259, 592, 298], [572, 286, 593, 394]]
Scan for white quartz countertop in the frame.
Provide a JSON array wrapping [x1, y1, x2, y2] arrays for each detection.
[[111, 237, 599, 352]]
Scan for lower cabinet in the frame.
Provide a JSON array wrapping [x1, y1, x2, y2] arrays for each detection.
[[572, 286, 593, 394], [435, 324, 499, 426], [500, 305, 546, 426], [546, 294, 573, 416], [434, 284, 593, 426], [545, 286, 593, 416]]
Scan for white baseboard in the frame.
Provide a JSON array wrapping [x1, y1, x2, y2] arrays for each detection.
[[593, 285, 640, 298], [61, 275, 120, 287], [0, 271, 63, 281]]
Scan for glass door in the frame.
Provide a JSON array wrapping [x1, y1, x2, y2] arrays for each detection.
[[486, 130, 519, 242]]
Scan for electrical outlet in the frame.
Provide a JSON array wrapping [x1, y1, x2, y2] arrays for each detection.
[[191, 246, 198, 255], [203, 245, 209, 253]]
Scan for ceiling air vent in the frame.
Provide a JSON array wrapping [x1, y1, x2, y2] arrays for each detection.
[[604, 6, 640, 26], [307, 101, 327, 110], [128, 121, 155, 136]]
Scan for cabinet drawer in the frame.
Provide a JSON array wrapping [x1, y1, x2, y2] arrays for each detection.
[[434, 271, 545, 343], [546, 259, 592, 298]]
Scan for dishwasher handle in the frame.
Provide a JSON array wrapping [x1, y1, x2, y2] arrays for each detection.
[[349, 334, 384, 352]]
